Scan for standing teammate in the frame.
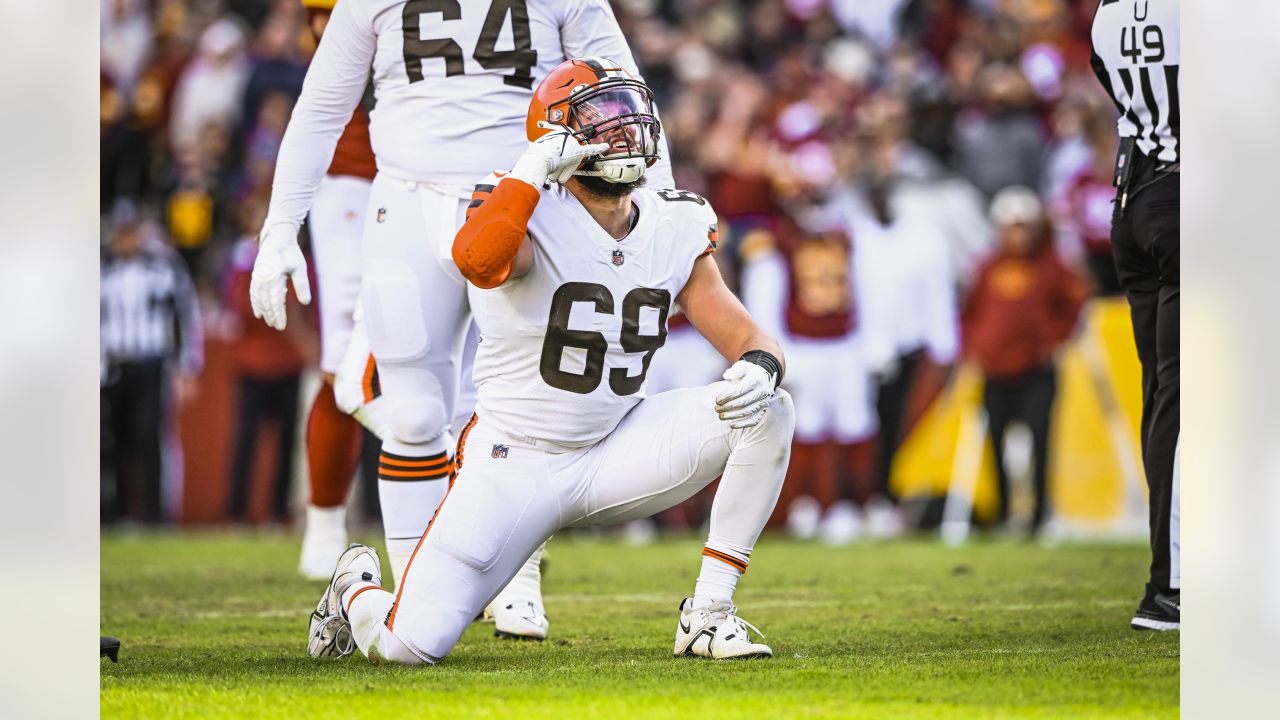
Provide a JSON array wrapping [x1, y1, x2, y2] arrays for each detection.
[[295, 0, 378, 581], [306, 60, 794, 665], [740, 229, 878, 543], [250, 0, 673, 638], [1091, 0, 1180, 631]]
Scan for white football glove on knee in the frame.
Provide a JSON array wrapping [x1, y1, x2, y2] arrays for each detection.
[[508, 121, 610, 188], [250, 223, 311, 330], [715, 360, 778, 429]]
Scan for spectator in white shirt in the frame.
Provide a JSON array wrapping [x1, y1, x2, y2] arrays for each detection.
[[832, 179, 959, 512], [169, 17, 250, 154]]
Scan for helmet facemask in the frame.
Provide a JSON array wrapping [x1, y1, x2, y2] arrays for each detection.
[[560, 80, 661, 184]]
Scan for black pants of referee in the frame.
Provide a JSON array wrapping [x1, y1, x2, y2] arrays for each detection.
[[874, 347, 926, 504], [983, 364, 1057, 533], [102, 360, 166, 524], [1111, 152, 1180, 592], [227, 375, 300, 523]]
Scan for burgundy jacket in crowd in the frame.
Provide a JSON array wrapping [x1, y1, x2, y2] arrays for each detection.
[[225, 239, 312, 380], [961, 245, 1087, 379]]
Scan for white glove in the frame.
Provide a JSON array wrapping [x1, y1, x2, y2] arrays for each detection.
[[249, 223, 311, 330], [508, 121, 610, 187], [715, 360, 777, 429]]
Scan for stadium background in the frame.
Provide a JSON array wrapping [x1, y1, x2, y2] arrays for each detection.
[[100, 0, 1145, 539]]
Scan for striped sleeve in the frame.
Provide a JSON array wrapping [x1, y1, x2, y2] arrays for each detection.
[[699, 222, 719, 259], [691, 198, 719, 262]]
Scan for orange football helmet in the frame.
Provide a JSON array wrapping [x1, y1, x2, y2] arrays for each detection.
[[526, 58, 661, 184]]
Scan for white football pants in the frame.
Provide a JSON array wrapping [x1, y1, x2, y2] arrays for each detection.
[[309, 175, 371, 373], [358, 174, 474, 578], [345, 384, 795, 664]]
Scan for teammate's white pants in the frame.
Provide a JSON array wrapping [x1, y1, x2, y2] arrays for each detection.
[[345, 385, 795, 664], [333, 312, 483, 449], [359, 174, 474, 580], [309, 175, 371, 374], [784, 336, 877, 444]]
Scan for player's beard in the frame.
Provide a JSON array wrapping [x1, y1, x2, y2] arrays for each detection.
[[574, 173, 646, 199]]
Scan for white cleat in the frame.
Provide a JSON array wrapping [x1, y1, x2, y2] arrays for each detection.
[[865, 497, 906, 539], [818, 500, 864, 546], [673, 598, 772, 660], [786, 495, 822, 540], [298, 506, 348, 581], [307, 544, 382, 658], [491, 599, 549, 640]]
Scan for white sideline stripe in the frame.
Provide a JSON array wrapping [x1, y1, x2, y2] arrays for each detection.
[[543, 593, 837, 609], [193, 597, 1131, 620], [999, 599, 1131, 610], [543, 593, 666, 603], [196, 609, 299, 619]]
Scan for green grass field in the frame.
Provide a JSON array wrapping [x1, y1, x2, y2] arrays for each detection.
[[101, 532, 1178, 718]]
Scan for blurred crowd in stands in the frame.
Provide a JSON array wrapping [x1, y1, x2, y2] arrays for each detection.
[[101, 0, 1121, 540]]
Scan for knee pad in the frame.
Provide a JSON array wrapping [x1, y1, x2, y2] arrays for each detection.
[[390, 396, 449, 446], [363, 259, 428, 363]]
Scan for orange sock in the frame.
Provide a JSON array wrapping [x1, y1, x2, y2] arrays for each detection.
[[306, 381, 362, 508]]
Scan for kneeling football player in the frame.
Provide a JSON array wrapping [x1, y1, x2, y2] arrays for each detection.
[[307, 58, 794, 664]]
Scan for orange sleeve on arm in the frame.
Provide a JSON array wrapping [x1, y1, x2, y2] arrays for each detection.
[[452, 177, 540, 289]]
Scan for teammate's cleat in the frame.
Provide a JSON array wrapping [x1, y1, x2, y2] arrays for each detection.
[[1131, 584, 1180, 631], [864, 497, 906, 539], [492, 600, 549, 640], [818, 499, 863, 546], [673, 598, 772, 660], [786, 495, 822, 540], [298, 506, 349, 580], [307, 544, 382, 658]]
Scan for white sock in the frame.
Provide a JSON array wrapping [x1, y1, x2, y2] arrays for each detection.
[[693, 542, 749, 608], [304, 504, 347, 540], [378, 435, 452, 589], [341, 582, 425, 663], [341, 580, 387, 660]]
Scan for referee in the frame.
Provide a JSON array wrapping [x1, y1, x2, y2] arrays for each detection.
[[1091, 0, 1180, 631], [100, 201, 203, 524]]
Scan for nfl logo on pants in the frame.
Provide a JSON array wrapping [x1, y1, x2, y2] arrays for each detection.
[[491, 444, 509, 459], [612, 249, 625, 266]]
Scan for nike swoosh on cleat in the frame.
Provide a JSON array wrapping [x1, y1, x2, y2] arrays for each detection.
[[678, 620, 691, 634]]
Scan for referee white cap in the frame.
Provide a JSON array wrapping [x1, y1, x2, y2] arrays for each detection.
[[989, 185, 1043, 227]]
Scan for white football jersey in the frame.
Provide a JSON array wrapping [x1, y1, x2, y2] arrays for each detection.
[[469, 182, 719, 448], [265, 0, 673, 232]]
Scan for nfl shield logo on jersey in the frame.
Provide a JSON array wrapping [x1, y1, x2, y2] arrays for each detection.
[[612, 249, 625, 266], [491, 444, 509, 459]]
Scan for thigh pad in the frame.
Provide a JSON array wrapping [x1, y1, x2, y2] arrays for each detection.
[[362, 258, 428, 363]]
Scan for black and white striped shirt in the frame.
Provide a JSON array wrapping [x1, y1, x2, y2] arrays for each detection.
[[100, 246, 203, 375], [1091, 0, 1181, 163]]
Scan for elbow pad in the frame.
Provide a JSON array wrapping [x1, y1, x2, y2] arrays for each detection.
[[452, 178, 540, 289]]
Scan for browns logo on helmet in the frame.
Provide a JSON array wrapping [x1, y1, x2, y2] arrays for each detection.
[[527, 58, 661, 185]]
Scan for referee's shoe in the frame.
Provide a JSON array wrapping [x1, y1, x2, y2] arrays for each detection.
[[1131, 584, 1179, 631]]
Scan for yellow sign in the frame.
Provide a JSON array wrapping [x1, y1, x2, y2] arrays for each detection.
[[891, 298, 1145, 527]]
